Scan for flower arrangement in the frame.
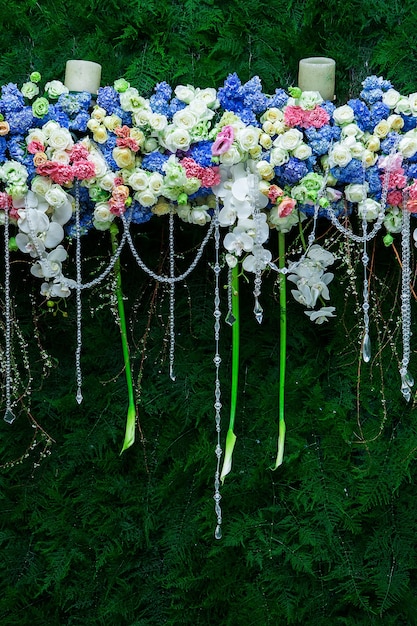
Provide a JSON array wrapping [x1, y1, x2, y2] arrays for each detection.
[[2, 68, 417, 499]]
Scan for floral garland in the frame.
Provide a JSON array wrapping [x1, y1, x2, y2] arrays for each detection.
[[1, 71, 417, 322]]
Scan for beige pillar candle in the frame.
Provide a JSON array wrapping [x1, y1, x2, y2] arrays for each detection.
[[64, 60, 102, 94], [298, 57, 336, 101]]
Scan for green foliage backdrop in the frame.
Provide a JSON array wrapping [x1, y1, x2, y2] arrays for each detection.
[[1, 1, 417, 625]]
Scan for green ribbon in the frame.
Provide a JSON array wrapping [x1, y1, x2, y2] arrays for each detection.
[[109, 223, 137, 454], [220, 263, 239, 483], [272, 231, 287, 470]]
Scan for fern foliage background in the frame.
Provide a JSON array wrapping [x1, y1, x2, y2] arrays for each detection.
[[1, 1, 417, 624]]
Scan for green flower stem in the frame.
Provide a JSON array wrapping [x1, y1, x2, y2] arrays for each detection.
[[220, 263, 239, 483], [109, 222, 137, 454], [272, 231, 287, 469]]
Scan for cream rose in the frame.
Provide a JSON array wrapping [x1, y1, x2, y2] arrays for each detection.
[[292, 143, 312, 160], [103, 114, 122, 131], [148, 172, 164, 194], [387, 114, 404, 131], [261, 107, 284, 124], [162, 127, 191, 152], [394, 97, 411, 116], [128, 170, 149, 191], [91, 106, 107, 121], [256, 160, 274, 181], [270, 147, 290, 167], [344, 183, 369, 203], [373, 120, 391, 138], [45, 184, 68, 207], [149, 113, 168, 132], [112, 146, 136, 169], [366, 135, 380, 152], [362, 149, 378, 168], [97, 171, 118, 191], [237, 126, 261, 151], [31, 175, 52, 196], [358, 198, 381, 221], [382, 88, 401, 109], [134, 189, 158, 207], [174, 84, 195, 103], [259, 133, 273, 150], [172, 108, 197, 130], [49, 149, 71, 164], [92, 127, 109, 144], [93, 202, 114, 225]]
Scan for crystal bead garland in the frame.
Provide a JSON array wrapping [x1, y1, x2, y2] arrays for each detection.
[[399, 201, 414, 401], [361, 215, 371, 363], [212, 200, 223, 540], [3, 206, 16, 424], [74, 182, 83, 404], [225, 265, 235, 327], [248, 172, 264, 323], [168, 207, 176, 381]]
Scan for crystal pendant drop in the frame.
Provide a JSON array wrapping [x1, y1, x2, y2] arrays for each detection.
[[362, 333, 371, 363], [3, 408, 16, 424], [253, 298, 263, 324], [225, 311, 236, 326], [76, 387, 83, 405], [214, 524, 222, 540], [169, 365, 176, 382]]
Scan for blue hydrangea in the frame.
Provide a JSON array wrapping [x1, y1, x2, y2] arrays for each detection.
[[365, 165, 382, 198], [305, 125, 338, 156], [266, 88, 289, 109], [275, 157, 309, 186], [401, 114, 417, 132], [57, 92, 91, 116], [0, 83, 24, 113], [149, 95, 170, 116], [347, 98, 372, 132], [100, 135, 119, 170], [96, 86, 120, 114], [380, 131, 399, 154], [0, 137, 7, 163], [404, 163, 417, 179], [70, 111, 90, 133], [370, 102, 390, 127], [167, 98, 187, 118], [127, 201, 153, 224], [330, 158, 364, 184], [6, 107, 34, 134], [141, 151, 169, 174], [189, 141, 215, 167]]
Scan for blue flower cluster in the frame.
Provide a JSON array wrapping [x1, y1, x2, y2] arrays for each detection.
[[127, 201, 153, 225], [217, 73, 270, 126], [141, 151, 169, 174]]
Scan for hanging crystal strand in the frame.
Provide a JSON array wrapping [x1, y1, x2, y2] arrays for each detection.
[[74, 182, 83, 404], [399, 199, 414, 401], [361, 215, 372, 363], [212, 199, 223, 540], [168, 207, 176, 381], [224, 257, 236, 326], [247, 171, 263, 323], [3, 206, 16, 424]]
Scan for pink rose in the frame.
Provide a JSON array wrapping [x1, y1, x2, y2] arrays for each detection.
[[278, 196, 296, 217]]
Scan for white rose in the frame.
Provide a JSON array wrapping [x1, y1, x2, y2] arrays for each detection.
[[172, 108, 197, 130], [31, 175, 52, 196], [394, 97, 411, 116], [44, 80, 69, 99], [88, 153, 108, 179], [262, 120, 276, 135], [333, 105, 355, 126], [398, 134, 417, 158], [149, 113, 168, 132], [341, 123, 363, 139], [42, 121, 60, 139], [344, 183, 369, 203], [93, 202, 114, 224], [132, 109, 151, 127], [275, 128, 303, 151], [119, 88, 148, 112], [128, 170, 149, 191], [135, 189, 158, 207], [358, 198, 381, 221], [219, 146, 242, 166], [188, 99, 215, 121], [148, 172, 164, 194], [194, 87, 218, 108], [91, 106, 107, 121], [49, 149, 71, 164], [97, 171, 118, 191], [162, 127, 191, 152], [236, 126, 261, 151], [190, 207, 211, 225], [373, 120, 391, 138], [270, 147, 290, 166], [45, 184, 68, 207], [103, 114, 122, 131], [48, 127, 74, 151], [382, 89, 401, 109], [174, 84, 195, 103], [328, 143, 352, 168], [349, 141, 365, 160], [408, 93, 417, 115], [292, 143, 312, 160]]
